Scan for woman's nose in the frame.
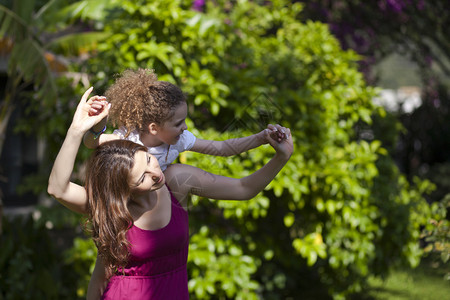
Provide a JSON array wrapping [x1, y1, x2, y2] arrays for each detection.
[[149, 169, 160, 180]]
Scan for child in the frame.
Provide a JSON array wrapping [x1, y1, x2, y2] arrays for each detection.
[[84, 68, 285, 170]]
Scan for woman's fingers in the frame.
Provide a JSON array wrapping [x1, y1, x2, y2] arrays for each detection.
[[80, 87, 93, 104], [73, 88, 110, 128]]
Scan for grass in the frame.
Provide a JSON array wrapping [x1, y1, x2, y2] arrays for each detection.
[[359, 256, 450, 300]]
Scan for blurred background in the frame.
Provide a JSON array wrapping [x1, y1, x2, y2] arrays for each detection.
[[0, 0, 448, 299]]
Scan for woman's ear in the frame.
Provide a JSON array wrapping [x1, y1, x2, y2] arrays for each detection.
[[148, 122, 159, 135]]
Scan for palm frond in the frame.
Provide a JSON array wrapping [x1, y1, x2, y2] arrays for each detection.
[[47, 31, 111, 56], [0, 5, 29, 40], [9, 39, 58, 105], [35, 0, 58, 20], [56, 0, 121, 24]]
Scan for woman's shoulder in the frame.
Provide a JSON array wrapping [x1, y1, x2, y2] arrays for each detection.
[[164, 164, 201, 195], [164, 164, 187, 183]]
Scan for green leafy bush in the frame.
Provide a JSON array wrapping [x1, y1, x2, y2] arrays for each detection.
[[422, 194, 450, 281], [0, 215, 78, 299], [35, 0, 439, 298]]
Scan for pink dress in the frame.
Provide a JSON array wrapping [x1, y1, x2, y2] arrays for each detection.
[[101, 188, 189, 299]]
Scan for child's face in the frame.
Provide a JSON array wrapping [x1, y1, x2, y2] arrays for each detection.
[[156, 102, 188, 145]]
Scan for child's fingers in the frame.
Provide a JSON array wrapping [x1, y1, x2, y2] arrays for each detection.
[[270, 124, 287, 141], [88, 100, 106, 115], [266, 123, 290, 142], [268, 130, 278, 141], [96, 102, 111, 119], [265, 130, 277, 146], [86, 95, 106, 107], [267, 124, 276, 132], [274, 124, 285, 135]]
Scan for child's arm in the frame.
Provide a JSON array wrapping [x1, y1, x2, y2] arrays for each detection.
[[47, 88, 109, 214], [83, 128, 119, 149], [190, 124, 286, 156], [165, 126, 293, 204]]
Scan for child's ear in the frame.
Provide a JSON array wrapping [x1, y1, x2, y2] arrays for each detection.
[[148, 123, 159, 135]]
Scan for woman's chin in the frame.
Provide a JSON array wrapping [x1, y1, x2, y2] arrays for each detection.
[[152, 182, 165, 191]]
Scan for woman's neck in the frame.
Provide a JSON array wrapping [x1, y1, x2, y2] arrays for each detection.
[[130, 190, 155, 207], [128, 190, 157, 218], [139, 131, 164, 148]]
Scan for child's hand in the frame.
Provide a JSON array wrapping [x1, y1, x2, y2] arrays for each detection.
[[88, 96, 108, 116], [265, 125, 293, 159], [267, 124, 287, 143], [258, 124, 287, 144], [70, 88, 110, 133]]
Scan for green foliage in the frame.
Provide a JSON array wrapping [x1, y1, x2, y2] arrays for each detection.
[[188, 226, 259, 299], [422, 194, 450, 280], [64, 237, 98, 297], [300, 0, 450, 84], [0, 0, 111, 164], [11, 0, 440, 299], [63, 0, 438, 298], [0, 215, 78, 299], [364, 255, 450, 300]]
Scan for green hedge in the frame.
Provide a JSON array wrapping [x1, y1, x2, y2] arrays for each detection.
[[30, 0, 439, 298]]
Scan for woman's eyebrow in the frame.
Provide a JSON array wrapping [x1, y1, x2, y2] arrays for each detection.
[[133, 173, 144, 187], [134, 156, 151, 186]]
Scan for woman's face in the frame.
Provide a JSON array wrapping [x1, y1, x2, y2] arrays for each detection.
[[129, 151, 165, 193]]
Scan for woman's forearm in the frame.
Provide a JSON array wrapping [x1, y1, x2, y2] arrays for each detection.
[[47, 127, 84, 198], [239, 153, 290, 199], [167, 128, 292, 202], [48, 88, 107, 213]]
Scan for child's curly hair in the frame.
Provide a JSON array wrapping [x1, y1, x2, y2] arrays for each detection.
[[105, 69, 186, 136]]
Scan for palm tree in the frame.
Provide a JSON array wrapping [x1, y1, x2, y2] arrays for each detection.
[[0, 0, 110, 231]]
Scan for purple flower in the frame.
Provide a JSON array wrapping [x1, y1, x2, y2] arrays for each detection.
[[192, 0, 205, 12], [425, 55, 433, 67], [378, 0, 406, 13], [416, 0, 425, 10]]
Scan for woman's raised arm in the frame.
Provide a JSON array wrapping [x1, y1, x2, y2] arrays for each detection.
[[47, 88, 110, 214], [165, 126, 293, 204]]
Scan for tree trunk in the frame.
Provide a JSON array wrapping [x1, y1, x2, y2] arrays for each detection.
[[0, 103, 13, 158]]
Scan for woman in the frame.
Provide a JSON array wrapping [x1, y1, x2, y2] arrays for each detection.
[[48, 88, 293, 299]]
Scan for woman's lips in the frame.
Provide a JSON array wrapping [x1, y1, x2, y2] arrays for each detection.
[[156, 172, 164, 184]]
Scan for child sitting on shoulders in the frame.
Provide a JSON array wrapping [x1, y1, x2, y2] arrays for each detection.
[[84, 68, 285, 170]]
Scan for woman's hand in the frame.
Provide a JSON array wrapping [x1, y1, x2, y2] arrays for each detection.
[[265, 124, 293, 160], [70, 87, 110, 134]]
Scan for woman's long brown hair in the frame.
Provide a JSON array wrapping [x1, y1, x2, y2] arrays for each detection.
[[85, 140, 147, 277]]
